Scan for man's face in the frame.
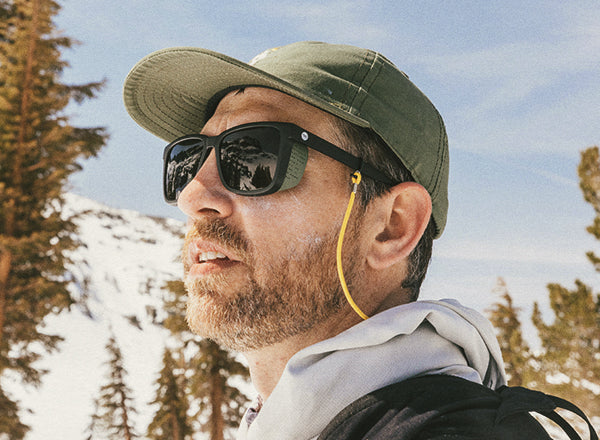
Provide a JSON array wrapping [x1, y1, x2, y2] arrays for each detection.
[[178, 88, 368, 351]]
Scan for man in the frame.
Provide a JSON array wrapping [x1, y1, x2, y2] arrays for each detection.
[[123, 42, 592, 439]]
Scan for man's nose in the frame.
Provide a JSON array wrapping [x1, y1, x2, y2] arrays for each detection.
[[177, 149, 233, 220]]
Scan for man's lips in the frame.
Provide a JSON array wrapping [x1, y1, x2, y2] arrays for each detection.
[[186, 240, 242, 276], [197, 250, 228, 263]]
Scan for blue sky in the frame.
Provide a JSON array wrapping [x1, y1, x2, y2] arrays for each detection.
[[55, 0, 599, 336]]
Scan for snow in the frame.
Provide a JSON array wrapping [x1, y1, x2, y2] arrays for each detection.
[[546, 371, 572, 385], [9, 194, 188, 439]]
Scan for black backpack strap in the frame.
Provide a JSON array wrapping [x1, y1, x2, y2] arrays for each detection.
[[542, 394, 598, 440], [497, 386, 598, 440]]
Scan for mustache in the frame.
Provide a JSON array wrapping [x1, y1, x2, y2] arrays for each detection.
[[183, 218, 250, 259]]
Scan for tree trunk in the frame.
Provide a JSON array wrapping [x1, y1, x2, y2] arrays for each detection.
[[209, 369, 225, 440], [170, 409, 181, 440], [120, 388, 132, 440], [16, 0, 38, 157], [0, 0, 41, 348], [0, 249, 11, 346]]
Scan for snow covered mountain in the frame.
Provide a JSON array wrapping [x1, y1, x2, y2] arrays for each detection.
[[12, 193, 190, 439]]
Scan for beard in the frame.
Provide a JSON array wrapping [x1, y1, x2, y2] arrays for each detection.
[[183, 217, 362, 352]]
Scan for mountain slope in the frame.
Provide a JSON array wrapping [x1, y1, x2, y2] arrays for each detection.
[[13, 193, 186, 439]]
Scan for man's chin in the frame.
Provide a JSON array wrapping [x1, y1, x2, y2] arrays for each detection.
[[184, 291, 264, 352], [185, 290, 346, 353]]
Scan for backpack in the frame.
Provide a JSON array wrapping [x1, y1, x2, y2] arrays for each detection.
[[318, 375, 598, 440]]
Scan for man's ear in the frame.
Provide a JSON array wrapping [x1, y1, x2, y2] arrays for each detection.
[[366, 182, 432, 270]]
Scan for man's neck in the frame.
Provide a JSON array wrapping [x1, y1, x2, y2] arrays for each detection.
[[242, 309, 362, 400]]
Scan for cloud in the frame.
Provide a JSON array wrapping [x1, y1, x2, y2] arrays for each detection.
[[407, 4, 600, 156], [256, 0, 392, 47], [418, 2, 600, 82], [447, 77, 600, 156], [423, 37, 599, 83], [516, 164, 579, 189], [434, 236, 589, 267], [436, 37, 600, 155]]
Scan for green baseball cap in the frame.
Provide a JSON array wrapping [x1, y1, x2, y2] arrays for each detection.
[[123, 41, 449, 237]]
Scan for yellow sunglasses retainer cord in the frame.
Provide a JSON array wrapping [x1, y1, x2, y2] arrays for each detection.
[[336, 171, 370, 320]]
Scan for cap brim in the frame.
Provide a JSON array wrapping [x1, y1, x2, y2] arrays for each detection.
[[123, 47, 369, 141]]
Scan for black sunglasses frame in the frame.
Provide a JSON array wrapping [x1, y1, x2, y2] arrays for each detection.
[[162, 121, 394, 204]]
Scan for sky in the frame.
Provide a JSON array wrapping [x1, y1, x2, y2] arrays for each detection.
[[53, 0, 600, 336]]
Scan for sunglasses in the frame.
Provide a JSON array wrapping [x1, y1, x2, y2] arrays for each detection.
[[163, 121, 393, 204]]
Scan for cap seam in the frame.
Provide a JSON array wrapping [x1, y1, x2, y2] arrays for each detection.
[[149, 80, 195, 139], [345, 51, 377, 115], [138, 77, 181, 139], [428, 108, 447, 236], [429, 109, 446, 198]]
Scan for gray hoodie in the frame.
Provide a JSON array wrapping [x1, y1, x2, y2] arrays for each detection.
[[236, 299, 507, 440]]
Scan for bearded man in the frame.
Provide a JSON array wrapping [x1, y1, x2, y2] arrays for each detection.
[[124, 42, 595, 440]]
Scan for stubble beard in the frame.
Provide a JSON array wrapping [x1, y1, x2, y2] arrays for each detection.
[[183, 218, 361, 352]]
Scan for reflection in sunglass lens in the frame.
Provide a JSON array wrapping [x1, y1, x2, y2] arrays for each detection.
[[219, 127, 280, 191], [165, 139, 205, 202]]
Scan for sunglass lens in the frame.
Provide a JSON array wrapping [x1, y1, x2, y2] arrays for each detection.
[[219, 127, 279, 192], [164, 139, 206, 202]]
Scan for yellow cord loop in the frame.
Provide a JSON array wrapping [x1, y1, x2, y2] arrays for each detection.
[[336, 171, 369, 320]]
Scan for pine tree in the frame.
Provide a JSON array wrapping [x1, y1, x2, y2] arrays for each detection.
[[190, 339, 250, 440], [90, 334, 138, 440], [530, 146, 600, 417], [147, 347, 192, 440], [532, 281, 600, 415], [84, 398, 100, 440], [162, 280, 250, 439], [579, 146, 600, 271], [0, 0, 106, 434], [487, 278, 536, 387], [0, 384, 28, 439]]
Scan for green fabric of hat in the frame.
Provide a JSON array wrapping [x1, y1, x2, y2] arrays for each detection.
[[123, 41, 449, 237]]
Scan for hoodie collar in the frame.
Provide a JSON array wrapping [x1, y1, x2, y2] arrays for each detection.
[[238, 299, 506, 440]]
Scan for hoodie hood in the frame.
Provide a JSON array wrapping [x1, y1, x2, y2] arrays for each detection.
[[237, 299, 507, 440]]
